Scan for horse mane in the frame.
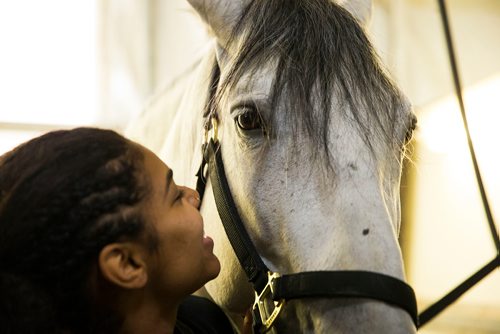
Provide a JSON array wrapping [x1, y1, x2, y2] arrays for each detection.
[[211, 0, 408, 165]]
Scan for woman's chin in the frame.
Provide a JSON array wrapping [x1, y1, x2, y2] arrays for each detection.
[[202, 237, 221, 280], [206, 256, 222, 281], [210, 255, 221, 280]]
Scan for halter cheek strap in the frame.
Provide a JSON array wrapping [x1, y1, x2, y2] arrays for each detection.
[[196, 137, 418, 332]]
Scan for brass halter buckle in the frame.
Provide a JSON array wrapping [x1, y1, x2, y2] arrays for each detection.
[[203, 117, 219, 145], [252, 272, 286, 333]]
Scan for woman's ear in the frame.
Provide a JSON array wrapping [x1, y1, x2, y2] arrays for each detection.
[[98, 243, 149, 289]]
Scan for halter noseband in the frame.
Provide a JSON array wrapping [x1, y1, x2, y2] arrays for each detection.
[[196, 119, 418, 333]]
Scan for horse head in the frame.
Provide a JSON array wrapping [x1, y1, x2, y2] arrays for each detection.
[[184, 0, 417, 332]]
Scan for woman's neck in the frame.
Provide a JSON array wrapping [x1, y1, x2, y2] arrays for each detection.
[[119, 293, 179, 334]]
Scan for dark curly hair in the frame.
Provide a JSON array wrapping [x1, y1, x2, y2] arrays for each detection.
[[0, 127, 155, 333]]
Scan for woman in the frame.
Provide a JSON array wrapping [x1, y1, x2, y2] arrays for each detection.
[[0, 127, 243, 333]]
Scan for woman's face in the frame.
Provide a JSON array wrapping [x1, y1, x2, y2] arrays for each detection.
[[138, 146, 220, 299]]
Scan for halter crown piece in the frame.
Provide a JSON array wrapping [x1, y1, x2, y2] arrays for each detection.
[[196, 117, 418, 333]]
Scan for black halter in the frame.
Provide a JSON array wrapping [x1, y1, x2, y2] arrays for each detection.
[[195, 132, 418, 333]]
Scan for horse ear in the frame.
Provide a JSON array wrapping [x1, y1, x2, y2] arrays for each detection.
[[187, 0, 249, 46], [335, 0, 372, 27], [215, 44, 230, 67]]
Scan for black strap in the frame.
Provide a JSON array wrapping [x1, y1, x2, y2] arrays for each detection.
[[195, 144, 208, 202], [418, 255, 500, 327], [437, 0, 499, 252], [205, 138, 270, 292], [417, 0, 500, 327], [274, 270, 418, 327]]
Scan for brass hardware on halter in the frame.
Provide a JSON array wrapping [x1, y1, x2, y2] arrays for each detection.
[[253, 272, 286, 333], [203, 117, 219, 145]]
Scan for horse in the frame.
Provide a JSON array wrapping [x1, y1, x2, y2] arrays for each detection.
[[126, 0, 418, 332]]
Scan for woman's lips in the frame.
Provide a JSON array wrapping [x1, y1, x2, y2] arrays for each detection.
[[203, 235, 214, 250]]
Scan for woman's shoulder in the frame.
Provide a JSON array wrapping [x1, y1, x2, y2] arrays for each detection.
[[175, 295, 235, 334]]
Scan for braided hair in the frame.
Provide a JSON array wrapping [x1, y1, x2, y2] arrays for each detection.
[[0, 127, 154, 333]]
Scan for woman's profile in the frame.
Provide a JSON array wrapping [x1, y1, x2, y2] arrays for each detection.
[[0, 127, 237, 334]]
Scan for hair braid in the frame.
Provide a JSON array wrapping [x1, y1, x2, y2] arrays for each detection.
[[0, 127, 154, 333]]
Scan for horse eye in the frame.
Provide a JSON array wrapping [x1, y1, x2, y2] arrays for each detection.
[[236, 110, 262, 130]]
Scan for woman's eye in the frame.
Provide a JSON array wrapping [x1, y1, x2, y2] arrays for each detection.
[[176, 189, 184, 202], [236, 110, 263, 130]]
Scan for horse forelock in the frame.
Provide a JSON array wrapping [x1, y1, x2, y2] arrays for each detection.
[[210, 0, 409, 167]]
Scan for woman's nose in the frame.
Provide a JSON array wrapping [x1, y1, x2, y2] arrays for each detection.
[[180, 186, 200, 208]]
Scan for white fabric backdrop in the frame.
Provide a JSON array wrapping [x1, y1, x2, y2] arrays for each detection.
[[99, 0, 500, 121]]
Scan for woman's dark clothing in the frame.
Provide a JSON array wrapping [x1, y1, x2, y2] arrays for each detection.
[[174, 295, 235, 334]]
